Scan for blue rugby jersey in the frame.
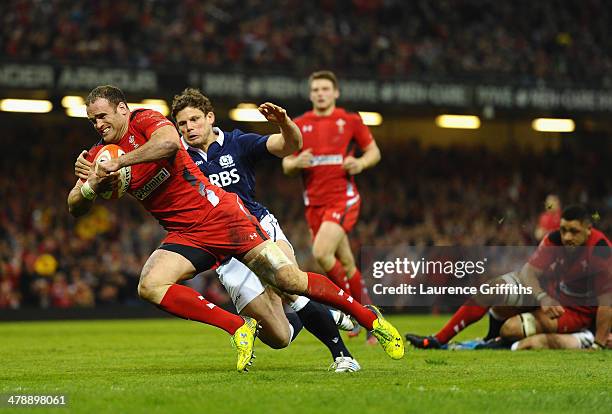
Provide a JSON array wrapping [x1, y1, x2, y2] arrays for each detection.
[[182, 127, 276, 221]]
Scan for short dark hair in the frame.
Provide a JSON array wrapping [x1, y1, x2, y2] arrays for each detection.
[[85, 85, 127, 108], [171, 88, 214, 121], [309, 70, 338, 89], [561, 204, 591, 223]]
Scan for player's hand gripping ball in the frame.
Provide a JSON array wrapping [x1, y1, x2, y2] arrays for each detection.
[[93, 144, 131, 199]]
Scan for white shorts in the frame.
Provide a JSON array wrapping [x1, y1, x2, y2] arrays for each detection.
[[571, 329, 595, 349], [217, 213, 292, 312]]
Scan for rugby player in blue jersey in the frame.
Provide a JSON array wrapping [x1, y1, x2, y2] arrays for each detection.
[[169, 88, 360, 372]]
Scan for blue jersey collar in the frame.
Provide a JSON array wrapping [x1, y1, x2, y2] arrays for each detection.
[[180, 127, 225, 161]]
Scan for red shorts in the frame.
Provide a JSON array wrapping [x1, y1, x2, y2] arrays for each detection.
[[162, 193, 267, 262], [556, 306, 596, 333], [305, 196, 361, 237]]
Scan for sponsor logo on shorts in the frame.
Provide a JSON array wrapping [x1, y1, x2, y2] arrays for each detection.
[[132, 168, 170, 200]]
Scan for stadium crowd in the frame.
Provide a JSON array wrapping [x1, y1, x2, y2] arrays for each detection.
[[1, 0, 611, 85], [1, 118, 610, 309]]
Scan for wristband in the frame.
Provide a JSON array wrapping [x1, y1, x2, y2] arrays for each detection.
[[535, 291, 549, 303], [80, 181, 97, 200]]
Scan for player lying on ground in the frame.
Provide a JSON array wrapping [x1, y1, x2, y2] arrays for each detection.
[[75, 89, 360, 372], [282, 71, 381, 342], [510, 329, 611, 350], [68, 85, 404, 372], [406, 205, 611, 351]]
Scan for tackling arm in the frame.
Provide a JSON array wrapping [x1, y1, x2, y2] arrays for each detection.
[[518, 262, 565, 318], [594, 301, 612, 349]]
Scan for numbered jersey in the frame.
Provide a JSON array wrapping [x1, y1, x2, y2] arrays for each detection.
[[294, 107, 373, 206], [182, 128, 274, 221], [86, 109, 225, 232]]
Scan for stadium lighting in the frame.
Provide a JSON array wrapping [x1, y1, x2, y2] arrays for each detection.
[[0, 99, 53, 113], [435, 114, 481, 129], [359, 111, 383, 126], [66, 106, 88, 118], [229, 103, 267, 122], [61, 96, 85, 108], [63, 97, 170, 117], [62, 96, 87, 117], [532, 118, 575, 132], [129, 99, 170, 116]]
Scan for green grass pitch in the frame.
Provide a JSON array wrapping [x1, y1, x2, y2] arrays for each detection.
[[1, 315, 609, 413]]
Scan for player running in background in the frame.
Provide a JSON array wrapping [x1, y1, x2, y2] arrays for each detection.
[[406, 205, 611, 350], [68, 85, 404, 372], [282, 71, 381, 341]]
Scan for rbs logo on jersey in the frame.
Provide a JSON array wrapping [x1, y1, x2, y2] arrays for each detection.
[[209, 168, 240, 187]]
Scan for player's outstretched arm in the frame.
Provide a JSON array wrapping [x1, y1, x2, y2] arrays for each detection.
[[259, 102, 303, 157], [97, 125, 181, 175], [342, 141, 381, 175], [593, 301, 612, 349]]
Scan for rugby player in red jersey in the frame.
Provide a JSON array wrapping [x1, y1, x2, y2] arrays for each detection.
[[282, 71, 381, 340], [67, 85, 404, 371], [406, 205, 611, 350]]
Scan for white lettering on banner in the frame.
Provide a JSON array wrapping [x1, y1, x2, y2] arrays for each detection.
[[0, 64, 54, 88], [561, 89, 595, 110], [58, 67, 157, 92], [597, 92, 612, 111], [476, 86, 514, 108], [394, 82, 428, 104], [526, 88, 560, 109], [428, 83, 469, 106], [203, 73, 245, 96], [341, 80, 378, 102], [257, 77, 303, 98]]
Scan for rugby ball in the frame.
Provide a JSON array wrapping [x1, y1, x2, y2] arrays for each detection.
[[93, 144, 131, 199]]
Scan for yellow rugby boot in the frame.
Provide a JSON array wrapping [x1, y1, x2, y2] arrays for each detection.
[[366, 305, 405, 360], [231, 316, 258, 372]]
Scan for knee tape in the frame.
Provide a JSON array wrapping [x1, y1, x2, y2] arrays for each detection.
[[519, 312, 537, 337], [246, 242, 293, 285]]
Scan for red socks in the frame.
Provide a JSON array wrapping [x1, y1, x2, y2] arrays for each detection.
[[347, 268, 372, 305], [306, 272, 376, 330], [325, 259, 350, 290], [434, 300, 489, 344], [159, 284, 244, 335]]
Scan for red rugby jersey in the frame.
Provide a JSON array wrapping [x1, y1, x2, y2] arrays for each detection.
[[528, 228, 612, 310], [85, 109, 225, 232], [293, 108, 373, 206]]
